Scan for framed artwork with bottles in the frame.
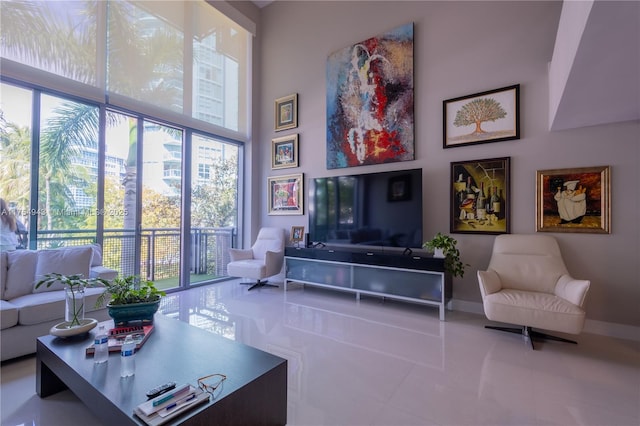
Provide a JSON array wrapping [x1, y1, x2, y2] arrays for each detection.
[[450, 157, 510, 234]]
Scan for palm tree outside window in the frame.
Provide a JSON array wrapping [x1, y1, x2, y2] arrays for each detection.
[[0, 0, 251, 288]]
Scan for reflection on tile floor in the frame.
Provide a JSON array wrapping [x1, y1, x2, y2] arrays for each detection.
[[2, 279, 639, 426]]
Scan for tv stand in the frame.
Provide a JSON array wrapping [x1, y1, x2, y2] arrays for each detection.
[[284, 247, 452, 320]]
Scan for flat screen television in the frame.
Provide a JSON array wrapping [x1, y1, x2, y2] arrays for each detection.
[[308, 168, 423, 249]]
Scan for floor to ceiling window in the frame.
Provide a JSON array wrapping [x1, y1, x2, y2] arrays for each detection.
[[0, 84, 32, 248], [0, 81, 242, 289], [190, 134, 238, 286], [140, 122, 183, 289], [103, 111, 138, 277], [0, 0, 252, 290], [37, 94, 99, 248]]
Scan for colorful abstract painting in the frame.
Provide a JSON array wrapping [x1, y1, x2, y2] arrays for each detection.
[[326, 23, 414, 169]]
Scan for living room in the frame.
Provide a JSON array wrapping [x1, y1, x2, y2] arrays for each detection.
[[1, 1, 639, 425], [248, 0, 639, 337]]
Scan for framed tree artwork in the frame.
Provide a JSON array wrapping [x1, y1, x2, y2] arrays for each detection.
[[536, 166, 610, 233], [450, 157, 510, 234], [443, 84, 520, 148], [268, 173, 304, 215]]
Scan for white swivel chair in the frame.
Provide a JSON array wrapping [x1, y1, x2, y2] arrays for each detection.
[[227, 227, 285, 291], [477, 234, 590, 349]]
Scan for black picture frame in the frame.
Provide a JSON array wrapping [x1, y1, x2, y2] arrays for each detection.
[[275, 94, 298, 132], [450, 157, 510, 234], [387, 174, 412, 202], [443, 84, 520, 148]]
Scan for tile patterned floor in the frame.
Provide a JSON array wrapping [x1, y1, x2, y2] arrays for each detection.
[[2, 279, 639, 425]]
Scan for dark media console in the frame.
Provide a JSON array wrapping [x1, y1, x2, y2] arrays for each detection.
[[284, 246, 452, 320]]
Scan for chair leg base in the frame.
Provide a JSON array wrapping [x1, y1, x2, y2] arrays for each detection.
[[485, 325, 577, 350], [247, 280, 279, 291]]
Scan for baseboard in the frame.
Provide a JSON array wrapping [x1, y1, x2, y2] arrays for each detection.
[[582, 319, 640, 342], [449, 299, 484, 316], [450, 299, 640, 342]]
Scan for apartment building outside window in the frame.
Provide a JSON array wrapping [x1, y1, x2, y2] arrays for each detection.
[[0, 0, 253, 290]]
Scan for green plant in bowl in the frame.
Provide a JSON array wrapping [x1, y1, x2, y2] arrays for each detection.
[[96, 275, 165, 307], [96, 275, 166, 325]]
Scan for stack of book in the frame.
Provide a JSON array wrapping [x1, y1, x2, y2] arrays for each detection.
[[134, 384, 209, 426], [86, 324, 154, 355]]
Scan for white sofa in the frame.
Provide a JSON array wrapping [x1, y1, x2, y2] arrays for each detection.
[[0, 244, 118, 361]]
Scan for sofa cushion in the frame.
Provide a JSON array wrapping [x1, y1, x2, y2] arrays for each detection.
[[4, 250, 38, 300], [64, 243, 104, 266], [0, 300, 19, 329], [11, 286, 106, 325], [11, 291, 65, 325], [227, 259, 267, 280], [90, 266, 118, 281], [483, 288, 586, 334], [0, 252, 6, 300], [90, 243, 103, 266], [34, 246, 93, 293], [491, 255, 565, 294]]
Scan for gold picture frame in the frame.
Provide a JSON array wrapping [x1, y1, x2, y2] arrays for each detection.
[[536, 165, 610, 233], [275, 93, 298, 132], [271, 134, 299, 169], [268, 173, 304, 215], [290, 226, 305, 243]]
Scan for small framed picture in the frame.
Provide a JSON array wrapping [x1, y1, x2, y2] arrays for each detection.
[[387, 174, 412, 202], [271, 134, 299, 169], [291, 226, 305, 243], [450, 157, 511, 234], [275, 93, 298, 132], [268, 173, 304, 215], [443, 84, 520, 148], [536, 165, 610, 233]]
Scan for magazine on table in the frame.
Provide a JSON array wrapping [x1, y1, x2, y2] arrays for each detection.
[[85, 324, 154, 355]]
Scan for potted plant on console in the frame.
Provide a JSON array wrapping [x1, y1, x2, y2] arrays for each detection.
[[423, 233, 468, 278], [96, 275, 166, 325]]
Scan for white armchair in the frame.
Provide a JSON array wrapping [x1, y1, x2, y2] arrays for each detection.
[[477, 234, 590, 349], [227, 227, 285, 291]]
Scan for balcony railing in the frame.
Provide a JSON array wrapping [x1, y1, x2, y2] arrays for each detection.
[[33, 227, 235, 283]]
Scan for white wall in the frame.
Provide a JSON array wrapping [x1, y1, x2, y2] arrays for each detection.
[[255, 1, 640, 329]]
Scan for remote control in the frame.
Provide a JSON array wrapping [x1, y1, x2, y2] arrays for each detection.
[[146, 382, 176, 399]]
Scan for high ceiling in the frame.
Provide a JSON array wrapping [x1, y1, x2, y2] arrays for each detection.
[[550, 1, 639, 130], [251, 1, 639, 131], [252, 1, 273, 8]]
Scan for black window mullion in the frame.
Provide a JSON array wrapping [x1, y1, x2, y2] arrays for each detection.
[[28, 90, 41, 250]]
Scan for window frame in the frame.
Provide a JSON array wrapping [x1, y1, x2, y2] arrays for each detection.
[[1, 77, 244, 289]]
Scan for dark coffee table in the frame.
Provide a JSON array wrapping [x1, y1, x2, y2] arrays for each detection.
[[36, 314, 287, 425]]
